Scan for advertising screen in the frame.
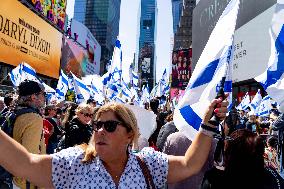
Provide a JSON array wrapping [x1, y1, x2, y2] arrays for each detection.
[[232, 5, 275, 82], [171, 49, 192, 89], [192, 0, 276, 69], [61, 36, 98, 78], [70, 19, 101, 75], [0, 0, 63, 78], [26, 0, 67, 31]]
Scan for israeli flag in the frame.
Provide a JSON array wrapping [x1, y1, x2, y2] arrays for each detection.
[[140, 85, 150, 104], [109, 39, 123, 84], [173, 0, 240, 140], [90, 80, 105, 105], [236, 92, 250, 111], [9, 64, 23, 86], [132, 71, 139, 88], [21, 63, 40, 82], [10, 62, 41, 86], [249, 89, 262, 111], [56, 70, 69, 102], [71, 73, 92, 103], [255, 0, 284, 111], [255, 95, 272, 117], [107, 84, 119, 100]]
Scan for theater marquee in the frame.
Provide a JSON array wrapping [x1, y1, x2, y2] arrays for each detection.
[[0, 0, 63, 78]]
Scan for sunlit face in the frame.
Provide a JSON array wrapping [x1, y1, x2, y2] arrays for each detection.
[[77, 111, 93, 125], [93, 111, 133, 160]]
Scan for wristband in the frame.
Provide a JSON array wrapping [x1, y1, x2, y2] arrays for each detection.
[[199, 127, 217, 138], [200, 123, 218, 133]]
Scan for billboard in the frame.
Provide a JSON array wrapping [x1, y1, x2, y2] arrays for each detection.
[[70, 19, 101, 75], [171, 49, 192, 89], [26, 0, 67, 31], [0, 0, 63, 78], [139, 43, 154, 88], [232, 5, 275, 82], [192, 0, 276, 69], [61, 36, 99, 78]]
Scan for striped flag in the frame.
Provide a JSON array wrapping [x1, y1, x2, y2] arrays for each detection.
[[173, 0, 240, 140]]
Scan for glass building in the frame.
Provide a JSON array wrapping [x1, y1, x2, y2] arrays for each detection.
[[138, 0, 157, 89], [74, 0, 121, 73], [172, 0, 183, 34]]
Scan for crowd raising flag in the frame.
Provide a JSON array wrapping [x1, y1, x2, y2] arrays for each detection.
[[249, 89, 262, 112], [173, 0, 240, 140], [255, 95, 272, 117], [71, 73, 92, 103], [56, 70, 69, 102], [236, 92, 250, 111], [254, 0, 284, 111]]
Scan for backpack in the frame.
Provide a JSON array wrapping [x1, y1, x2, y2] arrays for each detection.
[[0, 107, 38, 181]]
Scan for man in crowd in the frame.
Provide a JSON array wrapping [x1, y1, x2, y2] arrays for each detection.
[[12, 80, 46, 189]]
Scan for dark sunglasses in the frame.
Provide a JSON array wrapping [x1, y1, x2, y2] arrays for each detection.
[[81, 112, 93, 118], [93, 120, 130, 133]]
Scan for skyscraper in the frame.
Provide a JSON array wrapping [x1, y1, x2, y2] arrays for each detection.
[[74, 0, 121, 74], [138, 0, 157, 89], [173, 0, 195, 50], [172, 0, 183, 34]]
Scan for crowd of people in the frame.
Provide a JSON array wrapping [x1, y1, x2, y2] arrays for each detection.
[[0, 80, 284, 188]]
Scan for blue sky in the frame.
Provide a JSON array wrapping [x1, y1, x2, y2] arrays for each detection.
[[66, 0, 173, 81]]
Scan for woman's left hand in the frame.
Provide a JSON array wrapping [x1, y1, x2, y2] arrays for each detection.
[[202, 93, 229, 127]]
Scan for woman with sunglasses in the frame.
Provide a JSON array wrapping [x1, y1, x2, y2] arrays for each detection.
[[0, 97, 228, 188], [64, 103, 94, 149]]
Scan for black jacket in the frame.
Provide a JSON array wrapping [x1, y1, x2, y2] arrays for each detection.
[[64, 117, 93, 148]]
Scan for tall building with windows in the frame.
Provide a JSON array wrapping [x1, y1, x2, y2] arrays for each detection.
[[173, 0, 196, 50], [172, 0, 183, 34], [74, 0, 121, 74], [138, 0, 157, 89]]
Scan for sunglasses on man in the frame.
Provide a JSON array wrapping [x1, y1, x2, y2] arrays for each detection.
[[92, 120, 131, 133]]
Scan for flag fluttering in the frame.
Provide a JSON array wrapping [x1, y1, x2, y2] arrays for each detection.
[[173, 0, 240, 140]]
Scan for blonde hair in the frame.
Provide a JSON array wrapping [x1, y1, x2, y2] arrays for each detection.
[[81, 103, 140, 163], [75, 103, 94, 115]]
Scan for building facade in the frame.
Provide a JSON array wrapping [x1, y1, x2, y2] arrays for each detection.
[[138, 0, 157, 89], [173, 0, 195, 50], [172, 0, 183, 34], [74, 0, 121, 74]]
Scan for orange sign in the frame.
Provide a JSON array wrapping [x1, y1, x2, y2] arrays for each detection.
[[0, 0, 63, 78]]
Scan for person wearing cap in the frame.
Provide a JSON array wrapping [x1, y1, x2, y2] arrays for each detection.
[[12, 80, 46, 189]]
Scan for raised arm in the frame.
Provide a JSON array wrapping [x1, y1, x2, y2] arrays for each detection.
[[167, 96, 228, 183], [0, 130, 54, 188]]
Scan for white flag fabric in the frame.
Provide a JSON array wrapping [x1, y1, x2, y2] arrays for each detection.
[[132, 71, 139, 88], [255, 96, 272, 117], [71, 73, 92, 103], [124, 104, 157, 140], [9, 64, 23, 86], [249, 89, 262, 112], [255, 0, 284, 111], [173, 0, 240, 140], [56, 70, 69, 102], [21, 63, 40, 83], [236, 92, 250, 111]]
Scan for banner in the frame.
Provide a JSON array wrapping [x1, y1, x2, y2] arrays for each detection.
[[61, 36, 99, 77], [0, 0, 63, 78], [26, 0, 67, 31], [171, 49, 192, 89], [70, 19, 101, 75]]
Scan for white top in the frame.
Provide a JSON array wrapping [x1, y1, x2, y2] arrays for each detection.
[[51, 147, 168, 189]]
